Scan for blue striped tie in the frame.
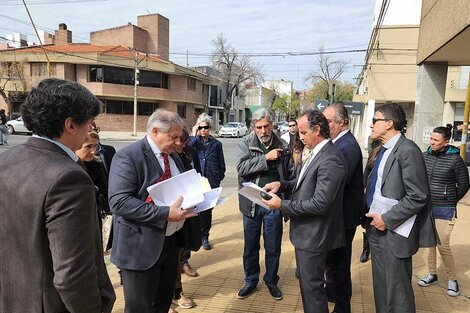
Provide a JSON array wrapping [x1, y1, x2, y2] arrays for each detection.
[[366, 147, 387, 207]]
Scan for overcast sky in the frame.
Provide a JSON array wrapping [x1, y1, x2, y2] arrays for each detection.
[[0, 0, 375, 90]]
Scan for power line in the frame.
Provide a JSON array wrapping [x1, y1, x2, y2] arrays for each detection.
[[0, 0, 109, 6]]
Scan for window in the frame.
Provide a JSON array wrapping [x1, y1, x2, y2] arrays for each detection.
[[187, 77, 196, 91], [104, 99, 158, 116], [459, 66, 470, 89], [177, 103, 187, 118], [138, 102, 159, 116], [202, 83, 205, 94], [90, 66, 103, 82], [31, 63, 56, 76], [88, 66, 169, 89]]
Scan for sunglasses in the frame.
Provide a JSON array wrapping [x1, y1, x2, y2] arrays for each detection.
[[198, 125, 210, 130], [372, 118, 389, 125], [288, 124, 296, 127]]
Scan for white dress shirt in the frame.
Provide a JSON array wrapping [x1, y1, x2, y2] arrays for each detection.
[[296, 138, 330, 188], [33, 134, 79, 162]]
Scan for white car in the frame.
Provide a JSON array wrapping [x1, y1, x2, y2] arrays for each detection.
[[218, 122, 248, 138], [278, 122, 289, 135], [7, 117, 32, 135]]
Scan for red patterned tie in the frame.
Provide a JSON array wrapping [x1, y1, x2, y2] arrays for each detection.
[[146, 153, 172, 203]]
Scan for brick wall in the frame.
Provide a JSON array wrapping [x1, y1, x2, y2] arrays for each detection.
[[90, 25, 148, 52]]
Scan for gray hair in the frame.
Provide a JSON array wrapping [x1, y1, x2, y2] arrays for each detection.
[[197, 115, 212, 128], [251, 108, 272, 127], [147, 109, 185, 133], [331, 103, 349, 126]]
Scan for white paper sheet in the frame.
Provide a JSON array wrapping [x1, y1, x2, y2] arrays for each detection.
[[194, 187, 223, 213], [369, 195, 416, 238], [238, 182, 270, 209], [147, 169, 204, 209]]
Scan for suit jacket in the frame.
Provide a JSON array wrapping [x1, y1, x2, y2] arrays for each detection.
[[370, 135, 438, 258], [190, 135, 226, 188], [109, 137, 185, 270], [279, 140, 347, 252], [98, 143, 116, 175], [0, 137, 115, 313], [333, 131, 364, 230]]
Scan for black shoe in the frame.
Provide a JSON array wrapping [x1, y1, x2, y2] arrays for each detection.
[[266, 283, 283, 300], [237, 285, 256, 299], [202, 238, 212, 250], [360, 231, 370, 263], [360, 249, 370, 263]]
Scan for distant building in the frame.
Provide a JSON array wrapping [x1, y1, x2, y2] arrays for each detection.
[[0, 14, 212, 131]]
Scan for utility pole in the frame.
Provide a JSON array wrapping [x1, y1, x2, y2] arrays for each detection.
[[133, 50, 147, 136]]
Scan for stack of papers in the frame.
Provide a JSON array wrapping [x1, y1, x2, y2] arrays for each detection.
[[238, 182, 270, 209], [369, 195, 416, 238], [146, 169, 223, 213]]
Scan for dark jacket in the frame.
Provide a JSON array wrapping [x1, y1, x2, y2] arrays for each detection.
[[423, 145, 469, 220], [237, 132, 294, 217], [83, 159, 110, 216], [190, 135, 226, 188]]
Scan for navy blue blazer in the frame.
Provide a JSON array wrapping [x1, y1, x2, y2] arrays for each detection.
[[190, 135, 226, 188], [333, 131, 364, 230], [108, 137, 185, 270]]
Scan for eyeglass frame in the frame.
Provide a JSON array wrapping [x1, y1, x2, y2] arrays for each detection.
[[288, 124, 297, 127], [198, 125, 210, 130], [372, 118, 389, 125]]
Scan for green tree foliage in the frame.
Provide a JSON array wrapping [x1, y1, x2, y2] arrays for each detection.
[[271, 92, 301, 119], [306, 80, 355, 103]]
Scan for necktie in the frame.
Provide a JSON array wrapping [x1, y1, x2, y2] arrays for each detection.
[[365, 147, 387, 208], [146, 153, 172, 203]]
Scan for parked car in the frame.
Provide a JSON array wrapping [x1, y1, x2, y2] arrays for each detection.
[[7, 117, 32, 135], [218, 122, 248, 138], [278, 121, 289, 135]]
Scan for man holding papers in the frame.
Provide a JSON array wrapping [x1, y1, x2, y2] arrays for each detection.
[[262, 110, 347, 313], [236, 108, 293, 300], [109, 110, 197, 313], [364, 103, 437, 313]]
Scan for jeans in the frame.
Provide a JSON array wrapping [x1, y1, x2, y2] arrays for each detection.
[[242, 205, 282, 287], [0, 124, 9, 144]]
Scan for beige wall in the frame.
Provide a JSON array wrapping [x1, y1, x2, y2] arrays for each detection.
[[137, 14, 169, 61], [445, 66, 467, 102], [417, 0, 470, 64]]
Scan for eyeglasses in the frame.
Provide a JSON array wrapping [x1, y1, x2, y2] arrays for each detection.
[[372, 118, 389, 125], [198, 126, 210, 130], [288, 124, 296, 127]]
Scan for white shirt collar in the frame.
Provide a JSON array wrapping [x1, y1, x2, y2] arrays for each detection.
[[312, 138, 330, 157], [383, 133, 402, 150], [146, 135, 164, 156], [33, 134, 79, 162], [332, 129, 349, 143]]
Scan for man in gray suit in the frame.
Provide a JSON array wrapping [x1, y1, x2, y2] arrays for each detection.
[[263, 110, 347, 313], [365, 103, 438, 313], [0, 78, 115, 313], [109, 109, 197, 313]]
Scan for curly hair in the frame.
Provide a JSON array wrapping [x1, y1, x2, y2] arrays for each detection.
[[301, 109, 330, 139], [21, 78, 102, 138]]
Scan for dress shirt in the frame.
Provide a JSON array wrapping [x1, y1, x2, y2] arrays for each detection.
[[373, 133, 401, 201], [146, 136, 183, 236], [331, 129, 349, 143], [297, 138, 330, 188], [33, 134, 79, 162]]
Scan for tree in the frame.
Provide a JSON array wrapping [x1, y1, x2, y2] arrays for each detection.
[[306, 80, 355, 103], [271, 91, 301, 119], [305, 46, 347, 101], [211, 34, 263, 124], [0, 59, 28, 119]]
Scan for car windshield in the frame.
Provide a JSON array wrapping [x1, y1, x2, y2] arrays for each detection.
[[224, 123, 238, 128]]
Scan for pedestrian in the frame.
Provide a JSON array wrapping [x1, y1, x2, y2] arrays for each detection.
[[108, 109, 197, 313], [262, 109, 347, 313], [236, 108, 293, 300], [323, 104, 364, 313], [190, 115, 226, 250], [281, 118, 298, 149], [0, 108, 9, 145], [0, 78, 115, 313], [365, 103, 438, 313], [417, 124, 469, 297]]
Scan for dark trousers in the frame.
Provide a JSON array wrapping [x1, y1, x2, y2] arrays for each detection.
[[180, 247, 191, 265], [200, 208, 213, 239], [242, 205, 282, 286], [325, 228, 356, 313], [369, 228, 415, 313], [295, 248, 328, 313], [122, 234, 178, 313]]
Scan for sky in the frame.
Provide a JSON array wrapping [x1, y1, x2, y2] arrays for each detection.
[[0, 0, 375, 90]]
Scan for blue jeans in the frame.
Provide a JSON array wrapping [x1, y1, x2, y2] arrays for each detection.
[[242, 205, 282, 287]]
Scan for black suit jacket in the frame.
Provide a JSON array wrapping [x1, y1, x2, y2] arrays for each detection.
[[333, 131, 364, 230], [279, 140, 347, 252], [99, 144, 116, 175]]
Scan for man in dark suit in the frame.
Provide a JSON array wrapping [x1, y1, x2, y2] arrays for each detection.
[[109, 109, 197, 313], [0, 78, 115, 313], [263, 110, 347, 313], [189, 116, 225, 250], [365, 103, 438, 313], [323, 103, 364, 313]]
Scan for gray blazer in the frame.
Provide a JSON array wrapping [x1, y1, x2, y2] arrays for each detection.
[[374, 135, 438, 258], [279, 140, 347, 252], [109, 137, 185, 270], [0, 137, 115, 313]]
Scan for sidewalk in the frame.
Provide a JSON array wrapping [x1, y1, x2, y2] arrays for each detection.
[[105, 187, 470, 313]]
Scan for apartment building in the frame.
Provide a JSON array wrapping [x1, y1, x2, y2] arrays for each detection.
[[0, 14, 212, 131]]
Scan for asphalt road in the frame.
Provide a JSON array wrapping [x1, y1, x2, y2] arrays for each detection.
[[0, 134, 242, 189]]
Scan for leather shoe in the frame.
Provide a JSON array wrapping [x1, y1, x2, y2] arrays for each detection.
[[237, 284, 256, 299], [266, 283, 283, 300], [181, 262, 199, 277], [360, 249, 370, 263]]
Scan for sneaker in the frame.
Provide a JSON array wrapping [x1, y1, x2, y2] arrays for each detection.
[[202, 238, 211, 250], [237, 284, 256, 299], [447, 280, 460, 297], [266, 283, 283, 300], [418, 273, 438, 287]]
